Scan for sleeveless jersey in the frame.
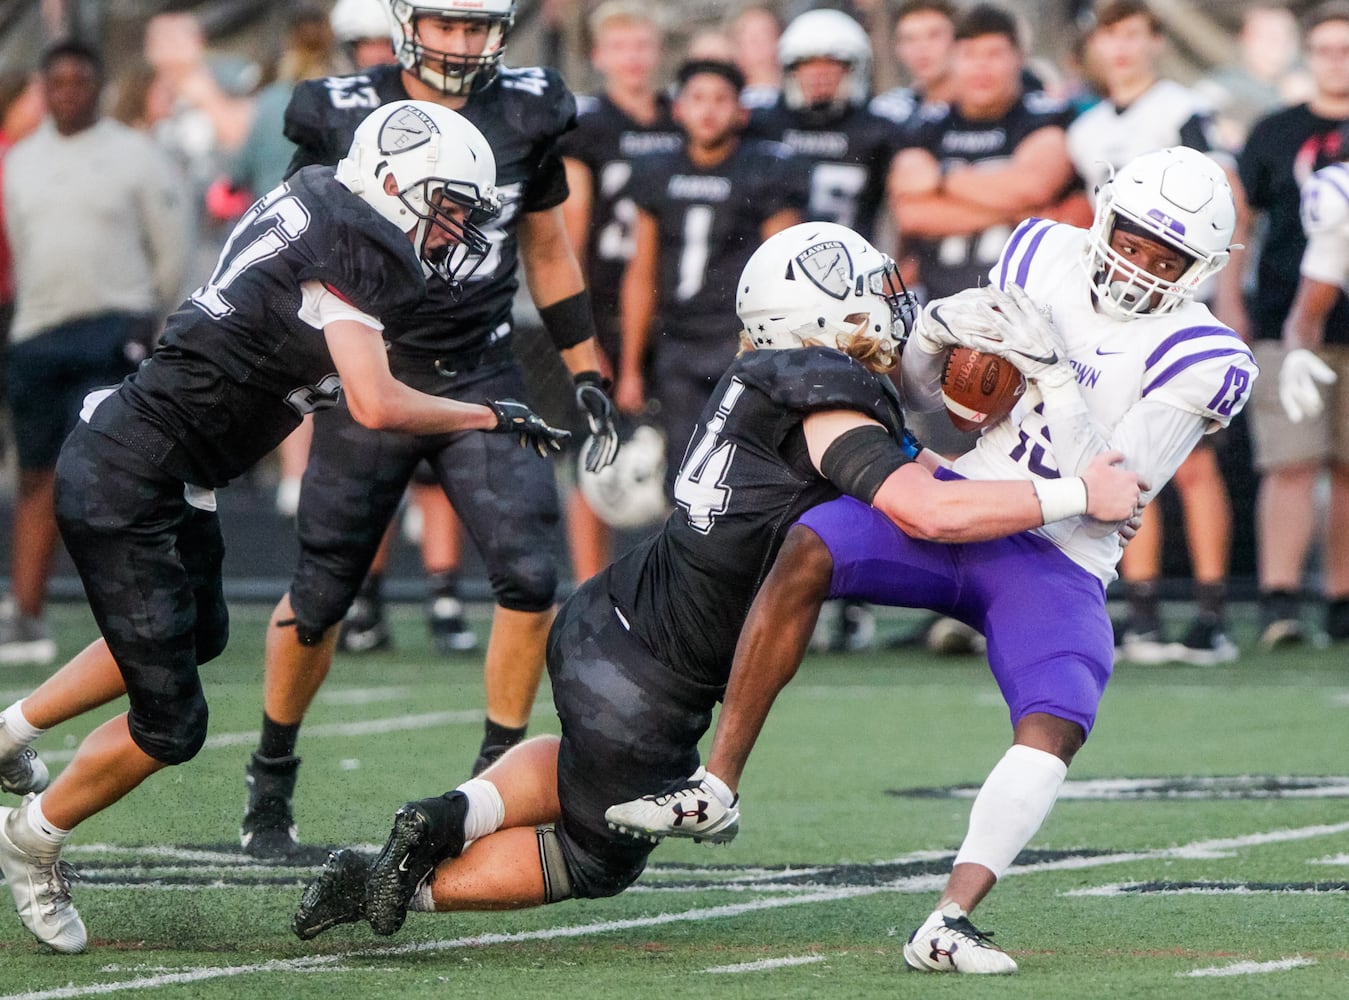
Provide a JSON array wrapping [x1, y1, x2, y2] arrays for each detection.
[[88, 168, 426, 488], [747, 100, 901, 239], [952, 218, 1258, 583], [626, 139, 809, 341], [604, 346, 907, 687], [555, 93, 681, 323], [284, 63, 576, 356], [903, 92, 1076, 300]]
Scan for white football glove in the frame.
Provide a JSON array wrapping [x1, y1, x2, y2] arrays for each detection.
[[1278, 348, 1337, 423], [911, 286, 1008, 356], [981, 284, 1075, 388]]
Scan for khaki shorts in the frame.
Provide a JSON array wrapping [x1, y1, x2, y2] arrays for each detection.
[[1248, 341, 1349, 472]]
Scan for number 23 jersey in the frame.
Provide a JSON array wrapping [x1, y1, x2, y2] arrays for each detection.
[[89, 167, 426, 489], [952, 218, 1258, 583]]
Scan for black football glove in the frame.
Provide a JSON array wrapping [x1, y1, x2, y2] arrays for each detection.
[[487, 399, 571, 457], [573, 371, 620, 473]]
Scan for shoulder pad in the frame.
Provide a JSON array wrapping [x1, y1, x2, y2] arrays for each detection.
[[1301, 164, 1349, 234], [739, 348, 902, 430], [869, 88, 917, 124], [495, 66, 578, 140], [989, 217, 1072, 290], [1141, 322, 1258, 427], [574, 93, 601, 118]]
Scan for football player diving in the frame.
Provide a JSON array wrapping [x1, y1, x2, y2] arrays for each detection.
[[0, 101, 569, 954], [607, 146, 1260, 975], [290, 222, 1143, 942]]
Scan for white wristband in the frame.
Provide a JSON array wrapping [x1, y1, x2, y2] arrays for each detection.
[[1032, 476, 1087, 524]]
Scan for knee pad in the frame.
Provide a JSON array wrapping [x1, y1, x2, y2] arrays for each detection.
[[536, 825, 575, 904], [491, 554, 558, 613], [285, 573, 362, 640], [128, 689, 209, 765]]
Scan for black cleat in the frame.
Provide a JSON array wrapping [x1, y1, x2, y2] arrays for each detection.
[[365, 793, 468, 936], [293, 850, 370, 940], [241, 752, 301, 858]]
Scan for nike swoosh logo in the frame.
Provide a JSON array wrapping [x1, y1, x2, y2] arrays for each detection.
[[1007, 347, 1059, 366], [1096, 348, 1125, 356], [928, 304, 954, 335], [397, 855, 412, 873]]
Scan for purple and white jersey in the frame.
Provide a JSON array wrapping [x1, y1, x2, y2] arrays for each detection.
[[950, 218, 1258, 583], [1299, 161, 1349, 290]]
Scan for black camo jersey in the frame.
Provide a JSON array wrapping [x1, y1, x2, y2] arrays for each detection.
[[747, 100, 901, 241], [284, 63, 576, 357], [555, 93, 681, 321], [88, 168, 426, 488], [902, 92, 1076, 300], [626, 140, 809, 341], [604, 347, 906, 687]]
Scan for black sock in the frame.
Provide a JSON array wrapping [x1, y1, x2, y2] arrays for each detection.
[[1194, 581, 1227, 623], [427, 569, 461, 599], [259, 714, 301, 760], [482, 718, 526, 752], [358, 572, 384, 602], [1127, 579, 1161, 626], [411, 789, 469, 859]]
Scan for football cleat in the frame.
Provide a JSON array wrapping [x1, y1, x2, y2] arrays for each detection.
[[365, 793, 468, 936], [1113, 615, 1173, 665], [0, 805, 86, 954], [241, 752, 301, 858], [429, 595, 477, 654], [293, 850, 370, 940], [0, 717, 49, 796], [338, 593, 392, 654], [1174, 615, 1239, 666], [604, 769, 740, 845], [903, 903, 1018, 975], [1258, 592, 1304, 650], [926, 617, 986, 656]]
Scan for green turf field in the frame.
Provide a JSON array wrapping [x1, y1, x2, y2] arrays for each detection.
[[1, 601, 1345, 999]]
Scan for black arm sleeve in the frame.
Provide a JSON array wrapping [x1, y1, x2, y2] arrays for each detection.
[[819, 424, 910, 504]]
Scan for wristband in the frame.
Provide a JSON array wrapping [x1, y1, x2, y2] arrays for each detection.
[[1031, 476, 1087, 524], [538, 289, 598, 351], [573, 370, 611, 392]]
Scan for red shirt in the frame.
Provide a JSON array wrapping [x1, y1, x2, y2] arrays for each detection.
[[0, 133, 14, 305]]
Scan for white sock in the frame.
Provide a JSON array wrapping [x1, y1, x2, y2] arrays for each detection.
[[455, 777, 505, 842], [1, 700, 45, 753], [701, 770, 737, 807], [410, 880, 436, 912], [952, 744, 1068, 879], [8, 793, 70, 860]]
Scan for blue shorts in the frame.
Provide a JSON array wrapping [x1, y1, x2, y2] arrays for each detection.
[[798, 495, 1113, 736]]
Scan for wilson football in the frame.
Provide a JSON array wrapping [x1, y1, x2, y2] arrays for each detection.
[[940, 346, 1026, 433]]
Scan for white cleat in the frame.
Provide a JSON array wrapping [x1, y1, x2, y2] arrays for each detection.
[[0, 722, 50, 796], [605, 769, 740, 845], [902, 903, 1018, 974], [0, 805, 86, 954]]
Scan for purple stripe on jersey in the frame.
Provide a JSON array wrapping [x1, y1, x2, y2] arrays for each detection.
[[1014, 222, 1054, 289], [997, 217, 1047, 289], [1144, 325, 1246, 370], [1142, 346, 1252, 396]]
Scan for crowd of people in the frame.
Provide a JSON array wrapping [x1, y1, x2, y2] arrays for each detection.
[[0, 0, 1344, 974]]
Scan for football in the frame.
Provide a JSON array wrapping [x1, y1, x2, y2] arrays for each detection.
[[940, 346, 1026, 433]]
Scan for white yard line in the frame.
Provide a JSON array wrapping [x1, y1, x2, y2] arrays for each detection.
[[1180, 957, 1317, 978], [4, 820, 1349, 1000], [705, 955, 827, 973]]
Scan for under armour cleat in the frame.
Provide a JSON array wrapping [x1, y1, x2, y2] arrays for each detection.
[[903, 903, 1018, 974], [365, 793, 468, 936], [0, 805, 86, 954], [293, 849, 370, 940], [604, 770, 740, 845], [241, 752, 301, 858]]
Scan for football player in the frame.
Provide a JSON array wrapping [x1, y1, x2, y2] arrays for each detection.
[[558, 1, 680, 580], [747, 8, 901, 241], [613, 59, 808, 499], [290, 223, 1143, 942], [607, 146, 1258, 974], [0, 101, 569, 955], [239, 0, 620, 859]]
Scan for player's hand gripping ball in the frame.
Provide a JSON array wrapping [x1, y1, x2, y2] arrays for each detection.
[[941, 346, 1026, 433]]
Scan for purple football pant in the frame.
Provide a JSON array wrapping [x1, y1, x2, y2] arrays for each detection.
[[798, 495, 1112, 736]]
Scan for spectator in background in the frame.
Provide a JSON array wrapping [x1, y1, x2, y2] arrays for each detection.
[[870, 0, 958, 126], [1197, 3, 1315, 151], [615, 60, 805, 498], [729, 5, 784, 110], [330, 0, 397, 73], [559, 1, 680, 582], [0, 71, 43, 408], [1, 41, 187, 666], [685, 28, 737, 64], [1237, 1, 1349, 647], [1068, 0, 1246, 665]]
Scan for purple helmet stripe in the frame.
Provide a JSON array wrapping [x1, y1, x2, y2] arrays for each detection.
[[1142, 346, 1253, 396], [997, 217, 1049, 289]]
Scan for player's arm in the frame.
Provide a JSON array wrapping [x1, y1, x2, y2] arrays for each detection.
[[616, 207, 659, 414], [560, 156, 593, 268], [802, 409, 1142, 542], [1284, 276, 1339, 350], [888, 148, 1019, 237], [941, 126, 1076, 213]]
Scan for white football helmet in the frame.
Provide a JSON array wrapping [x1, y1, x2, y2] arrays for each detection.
[[578, 424, 669, 530], [390, 0, 516, 96], [737, 222, 917, 363], [1085, 146, 1235, 320], [336, 100, 500, 295], [330, 0, 391, 43], [778, 9, 872, 115]]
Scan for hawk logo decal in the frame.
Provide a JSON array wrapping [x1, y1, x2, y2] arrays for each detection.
[[795, 240, 853, 300], [378, 105, 439, 154]]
